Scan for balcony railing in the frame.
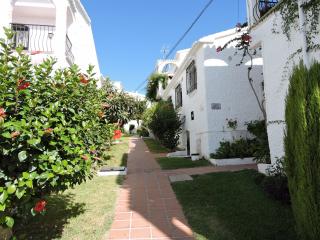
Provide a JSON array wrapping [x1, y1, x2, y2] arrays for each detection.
[[253, 0, 279, 22], [11, 23, 55, 53], [65, 35, 75, 65]]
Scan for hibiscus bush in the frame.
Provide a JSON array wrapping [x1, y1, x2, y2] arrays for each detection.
[[0, 29, 114, 229]]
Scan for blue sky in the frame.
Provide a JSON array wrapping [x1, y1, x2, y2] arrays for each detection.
[[81, 0, 247, 93]]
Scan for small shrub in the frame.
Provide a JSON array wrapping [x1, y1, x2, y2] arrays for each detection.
[[260, 176, 290, 205], [142, 101, 181, 149], [246, 120, 270, 163], [210, 139, 255, 159], [137, 127, 149, 137]]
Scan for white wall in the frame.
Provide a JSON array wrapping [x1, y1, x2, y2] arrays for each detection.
[[202, 43, 264, 157], [158, 29, 264, 158], [248, 6, 320, 164], [0, 0, 101, 82]]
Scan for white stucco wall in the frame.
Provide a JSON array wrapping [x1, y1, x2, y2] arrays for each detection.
[[202, 43, 264, 157], [157, 29, 264, 159], [248, 3, 320, 164], [0, 0, 101, 83]]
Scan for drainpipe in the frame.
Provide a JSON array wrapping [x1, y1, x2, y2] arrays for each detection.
[[298, 0, 310, 69]]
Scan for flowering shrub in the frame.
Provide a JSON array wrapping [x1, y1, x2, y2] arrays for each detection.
[[0, 29, 114, 229], [101, 81, 147, 127]]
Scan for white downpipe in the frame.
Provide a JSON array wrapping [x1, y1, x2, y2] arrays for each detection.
[[298, 0, 310, 69]]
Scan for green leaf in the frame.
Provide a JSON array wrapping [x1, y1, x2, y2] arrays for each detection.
[[18, 151, 27, 162], [15, 188, 25, 199], [0, 203, 5, 211], [27, 138, 41, 145], [22, 172, 30, 179], [0, 191, 8, 204], [1, 132, 11, 139], [26, 180, 33, 189], [5, 216, 14, 228], [7, 184, 16, 194]]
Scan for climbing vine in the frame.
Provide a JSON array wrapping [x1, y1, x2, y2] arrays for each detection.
[[217, 26, 266, 120], [146, 73, 168, 102], [279, 0, 320, 51]]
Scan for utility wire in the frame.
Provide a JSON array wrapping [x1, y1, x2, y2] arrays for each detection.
[[134, 0, 215, 92]]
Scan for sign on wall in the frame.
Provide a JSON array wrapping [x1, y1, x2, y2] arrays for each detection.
[[211, 103, 221, 110]]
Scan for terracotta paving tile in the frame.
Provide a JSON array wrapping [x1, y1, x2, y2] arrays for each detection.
[[111, 220, 131, 229], [131, 218, 151, 228], [114, 212, 131, 221], [151, 227, 171, 238], [130, 227, 152, 239], [108, 229, 130, 239], [106, 137, 195, 240]]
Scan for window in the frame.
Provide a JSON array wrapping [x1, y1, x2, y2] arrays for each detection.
[[11, 24, 29, 50], [175, 84, 182, 108], [186, 60, 197, 94]]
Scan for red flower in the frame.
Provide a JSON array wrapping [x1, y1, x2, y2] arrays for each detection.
[[242, 34, 252, 42], [31, 51, 42, 55], [11, 131, 20, 139], [81, 155, 89, 161], [34, 200, 46, 212], [113, 130, 122, 140], [18, 82, 30, 91], [0, 108, 6, 118], [44, 128, 54, 134], [216, 46, 222, 52], [80, 74, 89, 84]]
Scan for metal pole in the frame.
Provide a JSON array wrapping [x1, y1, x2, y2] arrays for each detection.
[[298, 0, 310, 69]]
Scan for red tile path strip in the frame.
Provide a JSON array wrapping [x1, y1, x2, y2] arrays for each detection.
[[104, 137, 257, 240]]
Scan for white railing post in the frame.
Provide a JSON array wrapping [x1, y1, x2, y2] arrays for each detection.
[[52, 0, 68, 68]]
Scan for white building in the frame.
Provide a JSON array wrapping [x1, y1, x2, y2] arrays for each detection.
[[123, 91, 146, 134], [246, 0, 320, 165], [0, 0, 101, 85], [155, 29, 265, 158]]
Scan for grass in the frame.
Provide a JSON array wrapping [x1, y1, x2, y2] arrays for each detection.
[[14, 137, 131, 239], [143, 138, 169, 153], [157, 157, 211, 170], [172, 170, 298, 240], [102, 136, 130, 167], [14, 176, 123, 240]]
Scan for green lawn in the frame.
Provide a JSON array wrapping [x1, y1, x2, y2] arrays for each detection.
[[14, 138, 130, 239], [101, 136, 130, 167], [14, 176, 123, 240], [157, 157, 211, 170], [172, 170, 297, 240], [143, 138, 169, 153]]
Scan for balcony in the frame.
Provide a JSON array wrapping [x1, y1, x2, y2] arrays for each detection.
[[253, 0, 278, 23], [11, 23, 55, 53]]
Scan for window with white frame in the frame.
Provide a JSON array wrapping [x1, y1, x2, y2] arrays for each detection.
[[175, 84, 182, 108], [186, 60, 197, 94]]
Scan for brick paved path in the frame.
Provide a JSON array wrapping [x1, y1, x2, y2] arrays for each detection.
[[105, 137, 257, 240]]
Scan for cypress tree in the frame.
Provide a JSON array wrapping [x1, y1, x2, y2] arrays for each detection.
[[285, 62, 320, 239]]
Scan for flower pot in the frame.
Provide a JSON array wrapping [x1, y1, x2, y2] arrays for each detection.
[[191, 154, 200, 161]]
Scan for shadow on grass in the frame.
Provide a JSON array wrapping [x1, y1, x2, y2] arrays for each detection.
[[172, 170, 298, 240], [14, 194, 86, 240]]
